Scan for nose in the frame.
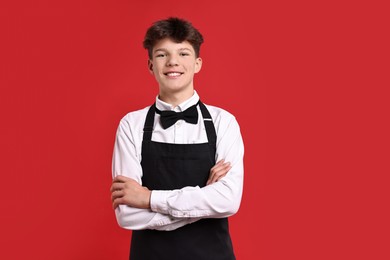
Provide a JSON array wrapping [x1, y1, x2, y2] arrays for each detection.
[[166, 54, 179, 66]]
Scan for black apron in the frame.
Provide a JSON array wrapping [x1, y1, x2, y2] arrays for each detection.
[[130, 101, 235, 260]]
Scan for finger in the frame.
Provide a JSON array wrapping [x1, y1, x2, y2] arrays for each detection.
[[207, 171, 223, 185], [216, 159, 225, 165], [207, 163, 231, 185], [111, 190, 124, 202], [209, 159, 225, 171], [210, 161, 230, 173], [214, 165, 232, 182], [110, 182, 125, 192], [210, 162, 231, 177], [123, 178, 141, 188], [207, 164, 226, 185], [113, 175, 132, 183], [113, 197, 123, 209], [207, 172, 220, 185]]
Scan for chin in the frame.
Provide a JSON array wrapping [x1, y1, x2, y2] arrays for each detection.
[[163, 85, 190, 92]]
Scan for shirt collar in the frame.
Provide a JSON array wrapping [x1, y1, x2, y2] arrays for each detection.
[[155, 90, 200, 112]]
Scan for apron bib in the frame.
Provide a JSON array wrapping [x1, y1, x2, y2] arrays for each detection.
[[130, 101, 235, 260]]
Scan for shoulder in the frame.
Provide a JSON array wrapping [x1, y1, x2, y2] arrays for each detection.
[[117, 105, 151, 131], [202, 103, 241, 133], [202, 103, 237, 123], [121, 105, 150, 122]]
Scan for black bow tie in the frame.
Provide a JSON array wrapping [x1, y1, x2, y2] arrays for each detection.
[[155, 102, 199, 129]]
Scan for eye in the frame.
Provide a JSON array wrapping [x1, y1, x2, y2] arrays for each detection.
[[180, 52, 190, 56], [155, 53, 166, 58]]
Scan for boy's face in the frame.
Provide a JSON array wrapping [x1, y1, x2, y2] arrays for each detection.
[[148, 38, 202, 97]]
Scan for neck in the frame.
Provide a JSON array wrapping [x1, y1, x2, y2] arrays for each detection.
[[159, 89, 194, 107]]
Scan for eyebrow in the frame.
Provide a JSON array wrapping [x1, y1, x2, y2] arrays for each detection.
[[153, 48, 193, 53]]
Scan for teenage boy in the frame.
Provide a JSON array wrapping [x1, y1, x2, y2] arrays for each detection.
[[111, 17, 244, 260]]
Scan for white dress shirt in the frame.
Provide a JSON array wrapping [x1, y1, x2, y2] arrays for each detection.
[[112, 91, 244, 231]]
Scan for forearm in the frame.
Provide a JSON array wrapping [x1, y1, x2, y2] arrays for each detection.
[[115, 204, 199, 231], [150, 165, 243, 218], [112, 178, 199, 230], [112, 118, 198, 230], [150, 116, 244, 219], [112, 173, 200, 230]]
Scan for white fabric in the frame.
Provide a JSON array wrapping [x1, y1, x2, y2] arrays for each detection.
[[112, 91, 245, 231]]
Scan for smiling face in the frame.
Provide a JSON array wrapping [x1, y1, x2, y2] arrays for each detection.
[[148, 38, 202, 104]]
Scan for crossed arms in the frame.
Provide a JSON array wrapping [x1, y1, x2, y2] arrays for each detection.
[[110, 111, 244, 231]]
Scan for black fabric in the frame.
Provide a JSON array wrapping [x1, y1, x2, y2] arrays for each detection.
[[131, 101, 235, 260], [198, 101, 216, 148], [155, 101, 199, 129]]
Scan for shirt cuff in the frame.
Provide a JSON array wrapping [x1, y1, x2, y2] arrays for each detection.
[[150, 190, 171, 215]]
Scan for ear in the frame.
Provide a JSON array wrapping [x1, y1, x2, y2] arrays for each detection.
[[194, 57, 202, 74], [148, 60, 154, 75]]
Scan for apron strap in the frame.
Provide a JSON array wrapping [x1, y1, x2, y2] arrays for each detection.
[[142, 101, 217, 146], [143, 103, 155, 141], [198, 101, 217, 147]]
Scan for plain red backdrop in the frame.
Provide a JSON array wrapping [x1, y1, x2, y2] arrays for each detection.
[[1, 0, 389, 259]]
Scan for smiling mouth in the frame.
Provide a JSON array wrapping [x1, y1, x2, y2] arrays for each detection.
[[164, 72, 183, 77]]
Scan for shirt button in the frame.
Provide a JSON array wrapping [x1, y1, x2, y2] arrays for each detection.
[[176, 121, 181, 126]]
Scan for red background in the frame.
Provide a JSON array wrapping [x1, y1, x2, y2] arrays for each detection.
[[1, 0, 389, 259]]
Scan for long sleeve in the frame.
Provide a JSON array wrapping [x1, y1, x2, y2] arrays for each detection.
[[150, 113, 244, 218], [112, 116, 199, 230]]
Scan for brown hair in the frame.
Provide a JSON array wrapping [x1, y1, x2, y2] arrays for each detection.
[[143, 17, 204, 59]]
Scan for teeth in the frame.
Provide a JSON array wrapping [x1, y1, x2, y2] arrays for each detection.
[[167, 72, 181, 77]]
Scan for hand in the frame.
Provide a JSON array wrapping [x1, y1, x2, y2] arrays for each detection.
[[206, 159, 232, 185], [110, 176, 151, 209]]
